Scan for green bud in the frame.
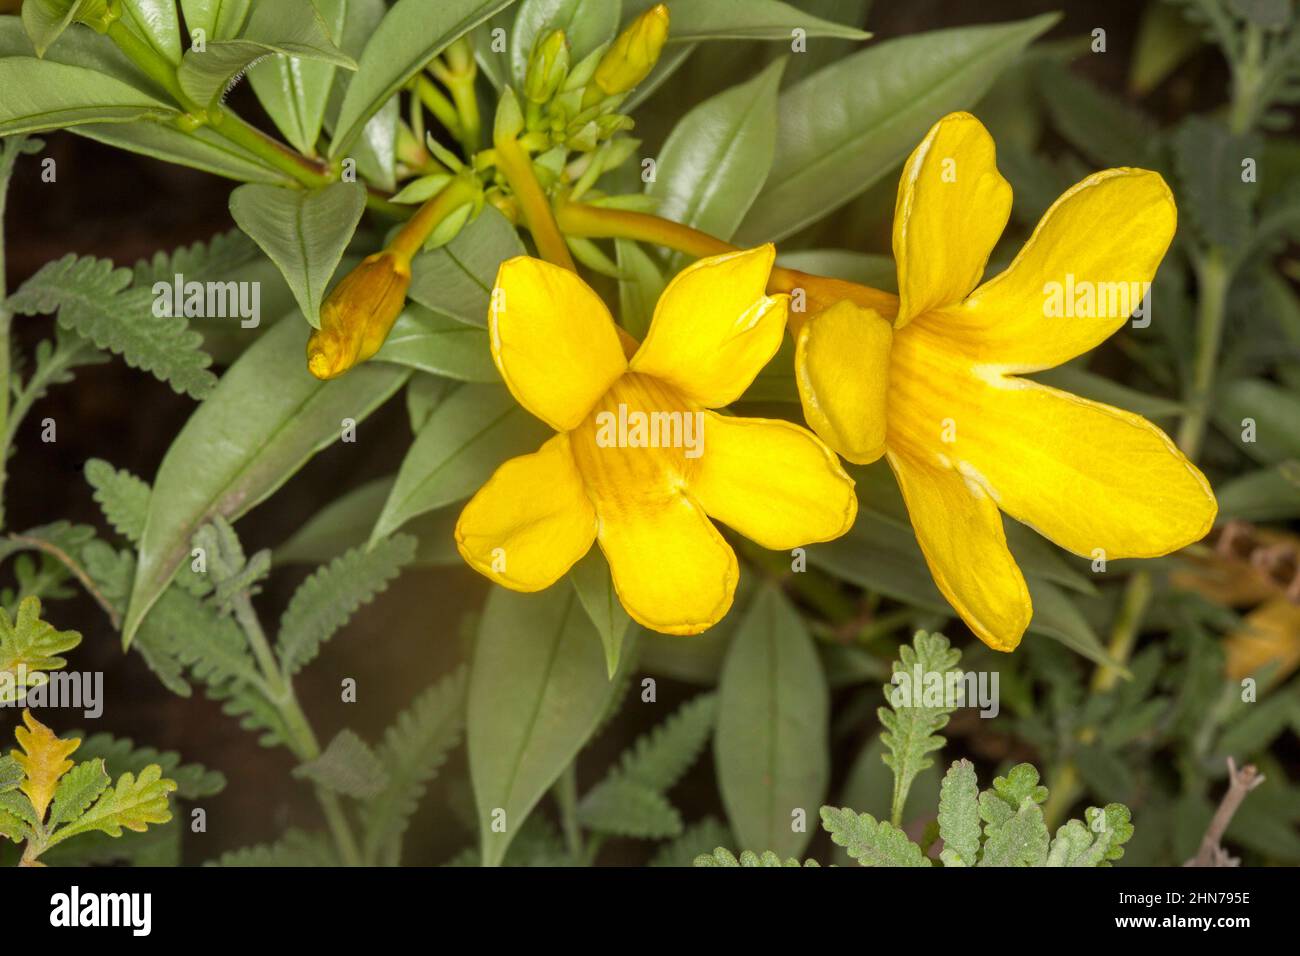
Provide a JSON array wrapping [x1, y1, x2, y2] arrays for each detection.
[[493, 86, 525, 143], [523, 29, 570, 104], [592, 4, 668, 96]]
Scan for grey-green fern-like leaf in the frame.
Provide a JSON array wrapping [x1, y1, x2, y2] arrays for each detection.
[[0, 755, 23, 793], [976, 767, 1051, 867], [277, 535, 416, 675], [208, 828, 339, 867], [46, 765, 177, 845], [1045, 804, 1135, 867], [650, 817, 733, 867], [820, 806, 931, 867], [72, 732, 225, 800], [878, 631, 962, 826], [8, 253, 217, 399], [293, 729, 388, 799], [363, 667, 467, 864], [577, 779, 682, 839], [84, 459, 151, 544], [48, 759, 110, 828], [694, 847, 820, 867], [938, 758, 981, 867]]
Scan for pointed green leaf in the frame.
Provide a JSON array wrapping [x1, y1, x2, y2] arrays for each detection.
[[48, 759, 111, 828], [938, 758, 981, 867], [820, 806, 931, 866], [374, 305, 499, 381], [248, 0, 348, 154], [294, 730, 389, 799], [0, 57, 176, 135], [569, 550, 631, 678]]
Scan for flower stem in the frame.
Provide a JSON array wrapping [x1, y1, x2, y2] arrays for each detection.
[[495, 136, 575, 270], [1176, 247, 1231, 459], [386, 174, 481, 262], [231, 592, 363, 867], [554, 200, 897, 315], [554, 763, 584, 863], [0, 136, 22, 532]]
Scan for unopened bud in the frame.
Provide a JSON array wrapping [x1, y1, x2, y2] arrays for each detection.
[[307, 252, 411, 380], [524, 29, 570, 104], [592, 4, 669, 97]]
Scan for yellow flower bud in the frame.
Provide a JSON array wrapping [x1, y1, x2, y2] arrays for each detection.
[[592, 4, 669, 97], [524, 29, 570, 104], [306, 251, 411, 380]]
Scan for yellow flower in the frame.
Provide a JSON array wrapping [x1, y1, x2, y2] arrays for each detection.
[[307, 250, 411, 381], [794, 111, 1217, 652], [455, 246, 857, 635]]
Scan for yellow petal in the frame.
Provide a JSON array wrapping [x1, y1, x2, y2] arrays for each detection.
[[893, 112, 1012, 328], [958, 378, 1217, 559], [455, 433, 597, 590], [567, 375, 734, 634], [691, 411, 857, 549], [12, 709, 80, 822], [954, 167, 1176, 372], [489, 256, 628, 430], [888, 450, 1031, 652], [630, 245, 788, 408], [795, 300, 893, 464]]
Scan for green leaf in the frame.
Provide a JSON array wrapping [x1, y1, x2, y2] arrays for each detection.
[[664, 0, 870, 42], [249, 0, 348, 154], [1047, 804, 1135, 867], [878, 631, 962, 827], [1219, 461, 1300, 521], [71, 732, 226, 800], [977, 796, 1050, 867], [46, 765, 177, 845], [650, 816, 733, 867], [363, 667, 468, 865], [1215, 378, 1300, 464], [615, 239, 665, 340], [0, 56, 176, 135], [277, 535, 416, 675], [294, 730, 389, 799], [228, 182, 367, 327], [22, 0, 96, 57], [820, 806, 930, 866], [371, 383, 548, 541], [322, 0, 398, 190], [0, 596, 82, 704], [1173, 116, 1260, 249], [568, 549, 631, 678], [578, 693, 715, 837], [374, 305, 499, 381], [736, 13, 1058, 243], [0, 756, 23, 794], [648, 56, 784, 269], [693, 846, 819, 867], [85, 459, 151, 544], [407, 206, 526, 327], [1038, 60, 1159, 169], [180, 0, 252, 41], [48, 759, 110, 828], [7, 253, 217, 398], [209, 828, 338, 866], [121, 317, 409, 647], [1129, 0, 1205, 95], [177, 0, 356, 109], [121, 0, 183, 65], [331, 0, 515, 157], [510, 0, 620, 85], [575, 781, 681, 839], [276, 477, 394, 565], [715, 584, 828, 859], [937, 758, 981, 867], [468, 585, 626, 866]]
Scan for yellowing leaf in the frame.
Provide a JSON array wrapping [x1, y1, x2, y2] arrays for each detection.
[[47, 764, 177, 845], [0, 595, 81, 704], [11, 709, 80, 822]]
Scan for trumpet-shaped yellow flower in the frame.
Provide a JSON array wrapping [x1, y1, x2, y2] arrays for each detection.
[[456, 246, 857, 635], [794, 111, 1217, 652]]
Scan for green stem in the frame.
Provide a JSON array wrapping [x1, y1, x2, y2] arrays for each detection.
[[1228, 22, 1263, 136], [494, 135, 575, 270], [231, 594, 363, 867], [1176, 248, 1231, 459], [105, 18, 194, 109], [554, 763, 584, 863], [0, 136, 21, 532]]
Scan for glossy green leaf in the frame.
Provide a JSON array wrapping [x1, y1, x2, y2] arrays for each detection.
[[736, 13, 1058, 243], [331, 0, 514, 157], [615, 239, 665, 340], [322, 0, 397, 189], [569, 549, 630, 678], [468, 585, 624, 866], [75, 121, 288, 183], [375, 305, 499, 382], [714, 584, 828, 858], [249, 0, 348, 155], [1215, 379, 1300, 464], [121, 0, 183, 64], [648, 56, 784, 266], [21, 0, 90, 57], [122, 317, 409, 647], [407, 207, 526, 327], [228, 181, 367, 327], [177, 0, 355, 110], [371, 384, 548, 541], [510, 0, 620, 85], [0, 57, 176, 135], [663, 0, 870, 42], [1217, 461, 1300, 522], [180, 0, 252, 41]]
